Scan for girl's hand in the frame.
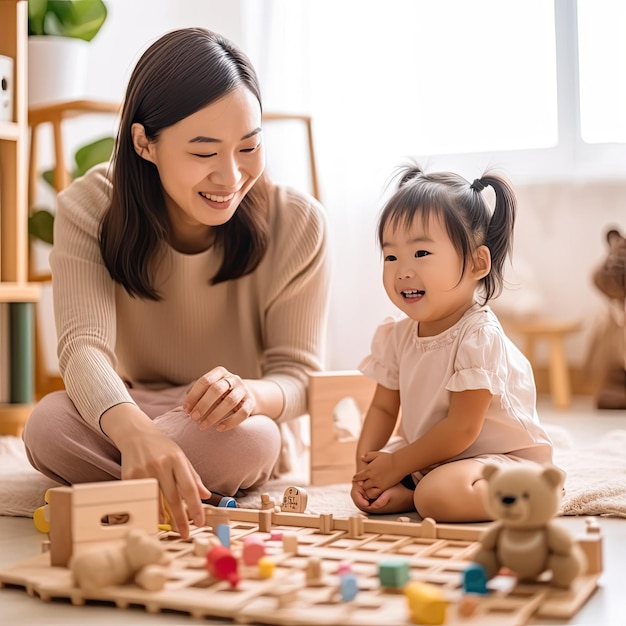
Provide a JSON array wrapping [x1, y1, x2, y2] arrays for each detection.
[[183, 366, 257, 432], [101, 404, 210, 539], [352, 450, 399, 500], [350, 481, 373, 512]]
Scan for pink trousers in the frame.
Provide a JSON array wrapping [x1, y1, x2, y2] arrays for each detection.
[[22, 385, 282, 497]]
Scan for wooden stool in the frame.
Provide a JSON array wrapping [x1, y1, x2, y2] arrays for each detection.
[[504, 318, 582, 409]]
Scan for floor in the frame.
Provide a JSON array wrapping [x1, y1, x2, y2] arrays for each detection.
[[0, 395, 625, 625]]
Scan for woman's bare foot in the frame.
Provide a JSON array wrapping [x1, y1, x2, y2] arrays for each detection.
[[360, 483, 415, 515]]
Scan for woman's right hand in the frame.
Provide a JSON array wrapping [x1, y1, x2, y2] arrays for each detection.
[[100, 403, 210, 538]]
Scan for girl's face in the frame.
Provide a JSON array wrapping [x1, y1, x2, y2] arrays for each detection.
[[133, 87, 265, 253], [381, 212, 490, 337]]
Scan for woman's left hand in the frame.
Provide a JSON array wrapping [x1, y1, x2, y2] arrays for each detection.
[[183, 366, 256, 432]]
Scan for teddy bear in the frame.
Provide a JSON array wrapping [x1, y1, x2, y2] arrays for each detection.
[[70, 528, 171, 591], [472, 463, 586, 589], [585, 227, 626, 409]]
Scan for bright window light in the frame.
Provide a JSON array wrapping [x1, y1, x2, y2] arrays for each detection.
[[577, 0, 626, 144], [307, 0, 558, 156]]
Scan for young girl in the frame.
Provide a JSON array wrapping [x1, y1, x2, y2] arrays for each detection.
[[23, 28, 330, 538], [351, 166, 554, 522]]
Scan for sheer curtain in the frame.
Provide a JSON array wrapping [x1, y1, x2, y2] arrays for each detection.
[[240, 0, 623, 370]]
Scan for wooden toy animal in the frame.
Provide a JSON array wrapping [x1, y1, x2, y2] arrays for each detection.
[[70, 528, 170, 591], [585, 227, 626, 409]]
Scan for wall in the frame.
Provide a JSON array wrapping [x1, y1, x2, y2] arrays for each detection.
[[31, 0, 626, 383]]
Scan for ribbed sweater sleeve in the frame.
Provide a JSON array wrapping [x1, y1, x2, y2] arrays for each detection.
[[51, 166, 134, 432]]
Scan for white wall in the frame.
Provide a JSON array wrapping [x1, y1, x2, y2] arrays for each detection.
[[31, 0, 626, 378]]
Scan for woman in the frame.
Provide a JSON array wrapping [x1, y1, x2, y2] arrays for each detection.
[[23, 28, 330, 538]]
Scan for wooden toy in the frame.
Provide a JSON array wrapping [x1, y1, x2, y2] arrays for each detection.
[[260, 492, 279, 511], [308, 370, 376, 485], [0, 479, 604, 626], [206, 544, 240, 588], [339, 572, 359, 601], [462, 563, 488, 595], [243, 535, 266, 565], [281, 486, 308, 512], [33, 488, 52, 533], [47, 478, 159, 567], [203, 492, 238, 508], [404, 581, 448, 625], [70, 528, 170, 592], [472, 463, 587, 589]]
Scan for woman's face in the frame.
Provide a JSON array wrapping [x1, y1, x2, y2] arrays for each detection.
[[137, 87, 265, 252]]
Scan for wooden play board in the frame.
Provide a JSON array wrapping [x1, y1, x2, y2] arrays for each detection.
[[0, 503, 602, 626]]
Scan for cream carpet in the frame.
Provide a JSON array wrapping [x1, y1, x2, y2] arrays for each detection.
[[1, 424, 625, 519]]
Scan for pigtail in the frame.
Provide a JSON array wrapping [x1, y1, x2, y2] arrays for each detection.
[[475, 173, 516, 302], [398, 164, 424, 188]]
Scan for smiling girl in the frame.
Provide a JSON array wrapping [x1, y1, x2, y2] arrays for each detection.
[[23, 28, 330, 538], [351, 165, 554, 521]]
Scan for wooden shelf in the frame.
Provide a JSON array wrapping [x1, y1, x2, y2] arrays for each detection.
[[0, 403, 33, 436], [0, 0, 37, 429], [0, 121, 19, 141], [0, 282, 41, 302]]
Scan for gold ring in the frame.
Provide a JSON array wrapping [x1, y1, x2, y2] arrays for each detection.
[[224, 377, 233, 392]]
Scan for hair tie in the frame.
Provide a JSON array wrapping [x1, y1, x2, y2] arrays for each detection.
[[471, 178, 486, 192]]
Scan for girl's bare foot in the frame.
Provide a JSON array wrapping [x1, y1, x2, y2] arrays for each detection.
[[361, 483, 415, 515]]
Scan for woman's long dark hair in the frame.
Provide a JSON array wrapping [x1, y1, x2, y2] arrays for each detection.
[[100, 28, 270, 300]]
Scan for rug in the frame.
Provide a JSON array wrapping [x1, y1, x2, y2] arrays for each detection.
[[1, 425, 625, 519]]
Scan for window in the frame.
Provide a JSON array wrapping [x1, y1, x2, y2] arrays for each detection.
[[577, 0, 626, 143]]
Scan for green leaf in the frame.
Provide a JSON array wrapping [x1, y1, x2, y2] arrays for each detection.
[[28, 210, 55, 245], [38, 0, 108, 42], [73, 136, 114, 178], [41, 168, 59, 188], [28, 0, 49, 36]]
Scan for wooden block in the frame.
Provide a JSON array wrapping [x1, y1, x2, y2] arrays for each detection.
[[48, 479, 159, 567], [379, 559, 410, 588], [206, 545, 239, 588], [258, 509, 272, 533], [282, 532, 298, 554], [243, 536, 266, 565], [308, 371, 376, 486], [319, 513, 333, 534], [420, 517, 437, 539], [404, 581, 448, 625], [348, 514, 365, 538], [577, 518, 603, 574]]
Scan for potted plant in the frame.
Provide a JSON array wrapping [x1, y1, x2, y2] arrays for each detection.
[[28, 0, 108, 107], [29, 135, 114, 245]]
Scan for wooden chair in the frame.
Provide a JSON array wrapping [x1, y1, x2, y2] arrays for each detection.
[[502, 316, 583, 410], [28, 100, 121, 398], [28, 101, 320, 399]]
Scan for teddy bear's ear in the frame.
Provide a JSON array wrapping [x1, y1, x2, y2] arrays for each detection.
[[541, 464, 566, 489], [482, 463, 499, 481]]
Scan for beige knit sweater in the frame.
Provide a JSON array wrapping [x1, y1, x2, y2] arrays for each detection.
[[50, 164, 330, 432]]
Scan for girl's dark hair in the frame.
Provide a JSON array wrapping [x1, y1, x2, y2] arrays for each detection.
[[377, 165, 516, 305], [100, 28, 270, 300]]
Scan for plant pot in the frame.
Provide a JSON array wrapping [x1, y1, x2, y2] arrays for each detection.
[[28, 36, 89, 107]]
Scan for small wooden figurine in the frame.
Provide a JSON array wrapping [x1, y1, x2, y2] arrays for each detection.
[[70, 528, 170, 591], [281, 486, 308, 513]]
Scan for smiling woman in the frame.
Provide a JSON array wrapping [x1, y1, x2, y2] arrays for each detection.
[[22, 27, 331, 540]]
